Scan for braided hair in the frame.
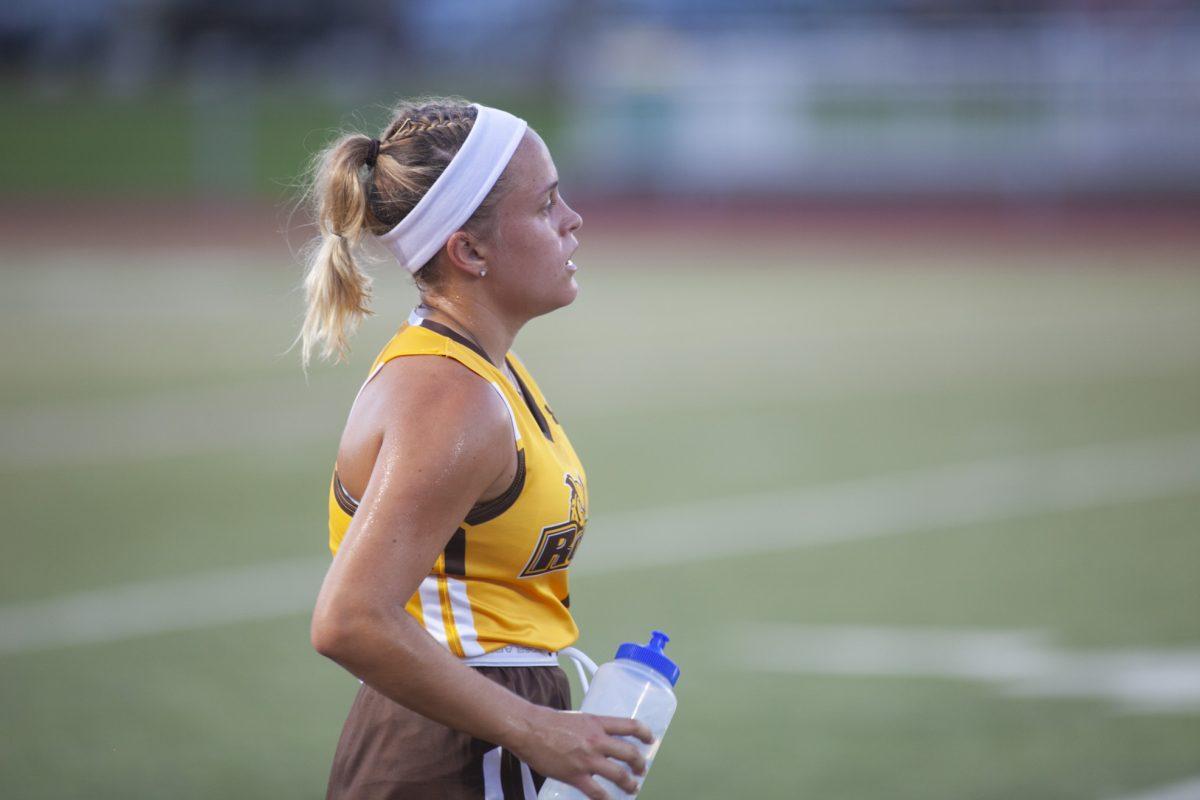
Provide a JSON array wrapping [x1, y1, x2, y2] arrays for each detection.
[[298, 97, 511, 366]]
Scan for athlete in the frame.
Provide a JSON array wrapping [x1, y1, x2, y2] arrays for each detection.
[[303, 98, 651, 800]]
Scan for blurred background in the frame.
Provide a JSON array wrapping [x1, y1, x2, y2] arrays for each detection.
[[1, 1, 1198, 798]]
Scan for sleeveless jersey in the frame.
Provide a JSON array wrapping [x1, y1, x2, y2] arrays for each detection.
[[327, 313, 588, 656]]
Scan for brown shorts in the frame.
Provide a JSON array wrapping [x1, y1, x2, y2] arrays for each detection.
[[326, 666, 571, 800]]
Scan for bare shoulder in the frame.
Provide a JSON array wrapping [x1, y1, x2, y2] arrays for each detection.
[[375, 354, 507, 425], [359, 355, 512, 465]]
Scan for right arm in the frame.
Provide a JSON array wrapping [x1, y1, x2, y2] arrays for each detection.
[[310, 357, 650, 798]]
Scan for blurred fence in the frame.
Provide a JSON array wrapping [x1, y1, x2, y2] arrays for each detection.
[[567, 13, 1200, 196]]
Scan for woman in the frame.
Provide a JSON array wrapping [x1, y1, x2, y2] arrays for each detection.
[[303, 98, 651, 800]]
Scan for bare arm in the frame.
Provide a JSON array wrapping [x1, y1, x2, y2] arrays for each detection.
[[311, 357, 649, 798]]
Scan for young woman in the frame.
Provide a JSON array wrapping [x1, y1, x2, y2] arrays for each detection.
[[303, 99, 651, 800]]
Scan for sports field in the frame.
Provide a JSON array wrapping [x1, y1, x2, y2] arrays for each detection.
[[2, 219, 1198, 799]]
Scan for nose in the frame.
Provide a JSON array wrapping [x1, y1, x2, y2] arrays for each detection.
[[563, 198, 582, 234]]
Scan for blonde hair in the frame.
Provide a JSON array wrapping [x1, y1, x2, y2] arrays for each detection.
[[297, 97, 507, 366]]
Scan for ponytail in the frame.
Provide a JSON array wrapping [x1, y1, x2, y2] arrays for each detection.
[[294, 98, 495, 368], [299, 134, 377, 367]]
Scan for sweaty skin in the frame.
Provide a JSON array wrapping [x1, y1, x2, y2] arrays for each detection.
[[311, 129, 652, 800]]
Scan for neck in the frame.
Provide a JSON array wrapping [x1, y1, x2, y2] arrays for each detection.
[[415, 293, 522, 368]]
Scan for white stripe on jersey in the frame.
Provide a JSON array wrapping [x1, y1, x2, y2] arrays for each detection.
[[417, 576, 448, 647], [446, 576, 486, 657]]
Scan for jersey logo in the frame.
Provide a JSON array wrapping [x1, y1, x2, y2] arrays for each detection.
[[519, 473, 587, 578]]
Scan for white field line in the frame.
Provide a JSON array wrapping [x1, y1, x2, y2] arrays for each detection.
[[727, 623, 1200, 714], [0, 557, 323, 656], [575, 430, 1200, 572], [1, 432, 1199, 657], [1113, 776, 1200, 800]]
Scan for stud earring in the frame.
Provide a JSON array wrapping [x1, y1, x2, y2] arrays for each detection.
[[479, 268, 487, 277]]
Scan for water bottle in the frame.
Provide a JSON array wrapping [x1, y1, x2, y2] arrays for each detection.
[[539, 631, 680, 799]]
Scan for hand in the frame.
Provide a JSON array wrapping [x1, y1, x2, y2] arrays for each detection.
[[512, 706, 654, 799]]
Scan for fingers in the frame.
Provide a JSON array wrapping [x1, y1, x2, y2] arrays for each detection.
[[599, 715, 655, 745], [576, 775, 610, 800], [530, 711, 649, 798], [593, 757, 641, 796], [599, 737, 646, 776]]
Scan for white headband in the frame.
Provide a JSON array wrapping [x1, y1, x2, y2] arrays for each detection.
[[377, 103, 528, 273]]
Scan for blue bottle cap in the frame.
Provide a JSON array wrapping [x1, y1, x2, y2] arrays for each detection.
[[614, 630, 680, 686]]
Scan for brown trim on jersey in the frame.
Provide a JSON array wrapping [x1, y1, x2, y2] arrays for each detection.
[[464, 448, 526, 526], [413, 318, 494, 364], [336, 449, 522, 525], [506, 357, 554, 441], [443, 527, 467, 576], [413, 312, 553, 442], [332, 471, 359, 516]]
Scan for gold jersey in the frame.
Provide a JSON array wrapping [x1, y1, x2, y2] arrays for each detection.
[[327, 313, 587, 656]]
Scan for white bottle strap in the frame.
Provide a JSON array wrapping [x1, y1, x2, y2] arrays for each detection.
[[558, 646, 599, 695]]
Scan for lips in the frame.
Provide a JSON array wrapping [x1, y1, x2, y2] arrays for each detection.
[[566, 259, 577, 273]]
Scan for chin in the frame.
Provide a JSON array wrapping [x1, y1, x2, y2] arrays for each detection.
[[561, 278, 580, 306], [520, 268, 579, 319], [524, 286, 577, 321]]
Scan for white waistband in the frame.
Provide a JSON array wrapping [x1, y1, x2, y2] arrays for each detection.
[[353, 645, 595, 690], [461, 644, 559, 667]]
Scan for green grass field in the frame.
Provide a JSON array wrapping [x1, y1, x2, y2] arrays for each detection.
[[2, 228, 1199, 799]]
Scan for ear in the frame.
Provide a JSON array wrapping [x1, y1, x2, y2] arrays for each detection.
[[443, 230, 489, 278]]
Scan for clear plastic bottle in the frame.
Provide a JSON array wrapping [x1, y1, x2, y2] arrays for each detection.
[[539, 631, 680, 799]]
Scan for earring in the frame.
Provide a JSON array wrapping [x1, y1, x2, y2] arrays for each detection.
[[479, 268, 487, 277]]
